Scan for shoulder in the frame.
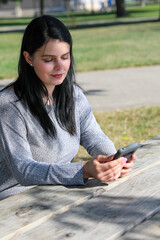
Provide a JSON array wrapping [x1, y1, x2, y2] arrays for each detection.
[[73, 84, 92, 116], [0, 88, 18, 106], [73, 84, 87, 103], [73, 84, 83, 97], [0, 88, 26, 117]]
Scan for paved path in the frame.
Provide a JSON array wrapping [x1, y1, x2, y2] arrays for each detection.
[[0, 17, 158, 33], [76, 65, 160, 111], [0, 65, 160, 111]]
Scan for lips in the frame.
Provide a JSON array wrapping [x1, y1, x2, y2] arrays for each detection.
[[52, 74, 63, 79]]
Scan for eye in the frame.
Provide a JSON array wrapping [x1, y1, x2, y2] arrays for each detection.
[[62, 54, 70, 60], [43, 58, 53, 63]]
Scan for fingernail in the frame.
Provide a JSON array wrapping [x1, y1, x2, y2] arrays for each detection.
[[122, 157, 127, 162], [107, 155, 113, 161]]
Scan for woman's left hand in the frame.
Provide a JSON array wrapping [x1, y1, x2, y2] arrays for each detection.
[[120, 154, 136, 178]]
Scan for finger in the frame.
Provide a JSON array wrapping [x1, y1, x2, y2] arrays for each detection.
[[104, 170, 122, 182], [105, 155, 114, 162], [120, 168, 131, 177], [106, 159, 132, 180], [130, 154, 136, 161], [95, 157, 127, 182], [100, 163, 123, 181], [123, 161, 134, 169], [109, 157, 128, 169], [96, 154, 119, 164], [96, 155, 110, 163], [126, 154, 136, 164]]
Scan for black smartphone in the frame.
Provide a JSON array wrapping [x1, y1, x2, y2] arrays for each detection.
[[113, 142, 140, 162]]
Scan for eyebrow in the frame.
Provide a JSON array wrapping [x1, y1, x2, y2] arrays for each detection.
[[41, 52, 70, 57]]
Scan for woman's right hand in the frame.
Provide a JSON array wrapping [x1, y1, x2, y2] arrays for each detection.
[[83, 155, 127, 183]]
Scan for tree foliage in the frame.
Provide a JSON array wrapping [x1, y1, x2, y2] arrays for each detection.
[[40, 0, 44, 15]]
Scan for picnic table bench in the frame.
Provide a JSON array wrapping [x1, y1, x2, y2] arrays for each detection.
[[0, 137, 160, 240]]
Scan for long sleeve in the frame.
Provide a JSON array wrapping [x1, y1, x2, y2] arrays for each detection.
[[0, 87, 116, 199], [76, 87, 116, 157], [0, 97, 84, 188]]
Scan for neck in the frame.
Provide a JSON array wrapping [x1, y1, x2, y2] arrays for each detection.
[[43, 95, 54, 105], [43, 86, 55, 105]]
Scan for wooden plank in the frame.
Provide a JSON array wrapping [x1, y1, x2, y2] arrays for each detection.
[[12, 163, 160, 240], [0, 138, 160, 240], [118, 210, 160, 239], [0, 181, 107, 239], [131, 138, 160, 174]]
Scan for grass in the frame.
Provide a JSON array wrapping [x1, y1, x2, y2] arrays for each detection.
[[72, 22, 160, 71], [0, 21, 160, 79], [125, 3, 160, 18], [59, 4, 159, 23], [0, 33, 21, 79], [75, 106, 160, 162], [0, 3, 159, 26]]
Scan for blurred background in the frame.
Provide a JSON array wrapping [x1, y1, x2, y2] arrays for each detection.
[[0, 0, 159, 79], [0, 0, 160, 20], [0, 0, 159, 20]]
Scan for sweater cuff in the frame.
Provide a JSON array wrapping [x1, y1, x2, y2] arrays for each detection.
[[70, 161, 88, 185]]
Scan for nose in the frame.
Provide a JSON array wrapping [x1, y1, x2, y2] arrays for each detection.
[[54, 59, 63, 71]]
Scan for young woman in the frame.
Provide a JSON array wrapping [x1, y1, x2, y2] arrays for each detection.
[[0, 15, 135, 200]]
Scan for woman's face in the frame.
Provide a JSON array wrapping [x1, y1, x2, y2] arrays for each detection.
[[24, 39, 71, 94]]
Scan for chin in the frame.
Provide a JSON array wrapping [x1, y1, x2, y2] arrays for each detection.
[[54, 79, 65, 86]]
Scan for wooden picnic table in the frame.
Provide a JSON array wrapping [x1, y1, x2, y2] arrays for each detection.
[[0, 137, 160, 240]]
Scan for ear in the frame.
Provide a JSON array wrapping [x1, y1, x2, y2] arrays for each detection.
[[23, 51, 33, 66]]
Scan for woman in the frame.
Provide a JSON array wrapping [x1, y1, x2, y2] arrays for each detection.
[[0, 15, 135, 200]]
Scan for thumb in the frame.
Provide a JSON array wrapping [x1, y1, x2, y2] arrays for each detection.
[[96, 154, 114, 163], [106, 155, 114, 162]]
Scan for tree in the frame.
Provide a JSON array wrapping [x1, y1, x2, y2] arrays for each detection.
[[65, 0, 70, 12], [0, 0, 22, 16], [40, 0, 44, 15], [91, 0, 95, 14], [115, 0, 127, 17]]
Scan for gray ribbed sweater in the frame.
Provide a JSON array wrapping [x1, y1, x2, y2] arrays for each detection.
[[0, 85, 116, 200]]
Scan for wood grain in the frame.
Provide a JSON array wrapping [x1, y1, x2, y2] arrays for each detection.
[[118, 210, 160, 240], [1, 138, 160, 240], [12, 162, 160, 240]]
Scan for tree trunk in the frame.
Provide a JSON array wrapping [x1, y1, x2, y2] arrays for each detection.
[[40, 0, 44, 15], [115, 0, 127, 17], [65, 0, 70, 11], [91, 0, 94, 14]]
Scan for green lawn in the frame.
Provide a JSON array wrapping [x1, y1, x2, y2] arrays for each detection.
[[75, 106, 160, 162], [0, 21, 159, 79], [0, 3, 159, 26], [72, 22, 160, 71], [0, 33, 21, 79]]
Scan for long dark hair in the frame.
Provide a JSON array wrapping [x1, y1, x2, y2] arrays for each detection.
[[7, 15, 77, 137]]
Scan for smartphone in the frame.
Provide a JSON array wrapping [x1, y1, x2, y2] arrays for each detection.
[[113, 142, 140, 162]]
